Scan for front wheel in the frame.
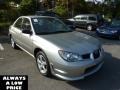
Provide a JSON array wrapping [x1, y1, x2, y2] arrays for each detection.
[[118, 36, 120, 40], [87, 25, 93, 31], [36, 51, 51, 76]]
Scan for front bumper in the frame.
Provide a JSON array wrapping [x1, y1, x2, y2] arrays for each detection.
[[96, 30, 119, 38], [50, 50, 104, 81]]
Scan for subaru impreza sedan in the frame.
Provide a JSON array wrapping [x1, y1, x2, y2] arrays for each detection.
[[9, 16, 104, 81]]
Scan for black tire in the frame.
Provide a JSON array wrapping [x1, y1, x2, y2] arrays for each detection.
[[10, 36, 18, 49], [36, 51, 51, 77], [118, 36, 120, 40], [87, 24, 93, 31]]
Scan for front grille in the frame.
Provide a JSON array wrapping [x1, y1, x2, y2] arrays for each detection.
[[81, 48, 101, 60], [82, 53, 90, 59]]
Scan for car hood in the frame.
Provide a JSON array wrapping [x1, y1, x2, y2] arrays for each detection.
[[38, 31, 100, 54], [99, 25, 120, 31]]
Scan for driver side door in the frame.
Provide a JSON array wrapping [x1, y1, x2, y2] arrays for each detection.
[[20, 18, 33, 54]]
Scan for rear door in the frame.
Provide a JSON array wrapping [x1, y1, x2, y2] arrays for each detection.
[[74, 16, 81, 27], [88, 16, 97, 28], [74, 16, 87, 28], [88, 16, 97, 24], [79, 16, 88, 28]]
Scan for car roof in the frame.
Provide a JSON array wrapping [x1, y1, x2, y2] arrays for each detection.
[[19, 15, 56, 19], [75, 14, 96, 17], [35, 11, 57, 14]]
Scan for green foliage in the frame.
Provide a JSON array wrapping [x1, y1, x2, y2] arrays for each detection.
[[0, 22, 11, 34], [0, 10, 8, 22], [73, 0, 89, 14], [55, 0, 89, 17], [7, 0, 22, 4], [0, 9, 19, 22], [0, 22, 11, 29], [18, 0, 36, 15], [8, 9, 19, 21], [0, 0, 120, 22], [54, 5, 68, 17]]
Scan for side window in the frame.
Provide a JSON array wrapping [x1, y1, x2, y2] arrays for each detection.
[[22, 18, 31, 30], [74, 17, 81, 21], [80, 16, 87, 20], [14, 18, 22, 29], [89, 16, 97, 21]]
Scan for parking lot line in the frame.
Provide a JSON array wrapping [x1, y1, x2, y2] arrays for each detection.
[[0, 58, 4, 60], [0, 43, 4, 51]]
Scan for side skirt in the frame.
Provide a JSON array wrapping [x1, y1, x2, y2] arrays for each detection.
[[16, 44, 35, 58]]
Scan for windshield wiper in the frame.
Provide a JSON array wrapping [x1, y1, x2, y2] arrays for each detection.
[[36, 30, 73, 35], [36, 32, 52, 35], [51, 30, 73, 34]]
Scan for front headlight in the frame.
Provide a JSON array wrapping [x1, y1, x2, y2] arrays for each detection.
[[110, 30, 117, 33], [58, 50, 82, 62]]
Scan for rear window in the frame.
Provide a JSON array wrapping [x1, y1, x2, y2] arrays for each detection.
[[88, 16, 96, 21], [14, 18, 22, 29]]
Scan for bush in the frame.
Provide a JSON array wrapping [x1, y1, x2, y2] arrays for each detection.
[[0, 22, 11, 35], [0, 9, 19, 23], [8, 9, 19, 21], [0, 10, 9, 22], [18, 0, 36, 15], [54, 6, 68, 17]]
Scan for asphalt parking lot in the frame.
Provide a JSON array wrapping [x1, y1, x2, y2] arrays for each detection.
[[0, 29, 120, 90]]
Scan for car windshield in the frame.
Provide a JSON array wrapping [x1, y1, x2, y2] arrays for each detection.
[[31, 17, 72, 34], [111, 20, 120, 27]]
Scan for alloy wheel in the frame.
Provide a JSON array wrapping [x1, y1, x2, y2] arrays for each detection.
[[37, 54, 47, 74], [11, 37, 17, 49], [87, 25, 92, 31]]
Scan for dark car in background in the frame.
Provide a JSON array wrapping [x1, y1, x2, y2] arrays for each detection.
[[35, 11, 76, 29], [96, 19, 120, 39], [68, 14, 104, 31]]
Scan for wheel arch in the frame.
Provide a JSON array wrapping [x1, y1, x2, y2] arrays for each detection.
[[34, 48, 44, 58], [9, 34, 12, 38]]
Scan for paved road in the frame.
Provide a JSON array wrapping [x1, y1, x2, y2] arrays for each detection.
[[0, 29, 120, 90]]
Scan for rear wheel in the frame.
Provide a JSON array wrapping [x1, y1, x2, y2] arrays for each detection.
[[87, 25, 93, 31], [36, 51, 51, 76], [10, 36, 18, 49]]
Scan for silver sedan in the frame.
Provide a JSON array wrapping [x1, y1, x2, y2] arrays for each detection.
[[9, 16, 104, 81]]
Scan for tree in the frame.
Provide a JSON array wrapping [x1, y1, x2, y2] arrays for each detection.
[[6, 0, 22, 4], [18, 0, 36, 15], [103, 0, 120, 18], [55, 0, 89, 17]]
